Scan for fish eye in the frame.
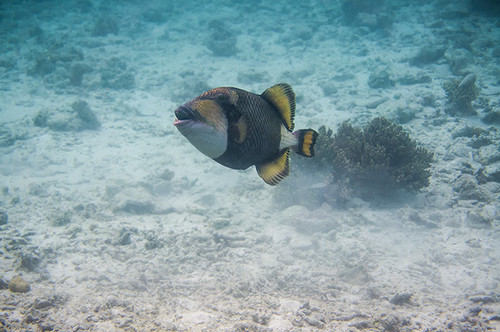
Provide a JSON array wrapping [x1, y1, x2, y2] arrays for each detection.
[[175, 106, 194, 120], [210, 91, 227, 100]]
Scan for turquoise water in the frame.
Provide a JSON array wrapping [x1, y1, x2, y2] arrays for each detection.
[[0, 0, 499, 330]]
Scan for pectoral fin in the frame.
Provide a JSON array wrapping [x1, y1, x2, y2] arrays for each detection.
[[233, 116, 248, 144]]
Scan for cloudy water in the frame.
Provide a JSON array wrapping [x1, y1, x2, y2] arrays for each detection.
[[0, 0, 499, 330]]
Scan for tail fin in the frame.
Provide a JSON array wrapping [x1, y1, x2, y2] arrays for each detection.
[[294, 129, 318, 157]]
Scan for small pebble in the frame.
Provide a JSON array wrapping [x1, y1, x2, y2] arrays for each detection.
[[390, 293, 412, 305]]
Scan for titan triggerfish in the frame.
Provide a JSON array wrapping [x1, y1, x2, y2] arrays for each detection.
[[174, 83, 318, 185]]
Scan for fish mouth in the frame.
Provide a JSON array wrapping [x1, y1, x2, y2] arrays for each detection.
[[173, 118, 189, 127]]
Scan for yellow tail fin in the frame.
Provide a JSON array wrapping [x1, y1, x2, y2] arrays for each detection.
[[295, 129, 318, 157]]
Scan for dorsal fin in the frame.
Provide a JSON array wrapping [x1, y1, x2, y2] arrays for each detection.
[[261, 83, 296, 131]]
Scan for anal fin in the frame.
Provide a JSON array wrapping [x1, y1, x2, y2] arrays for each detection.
[[256, 149, 290, 186]]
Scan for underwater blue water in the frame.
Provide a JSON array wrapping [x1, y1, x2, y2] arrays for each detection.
[[0, 0, 499, 330]]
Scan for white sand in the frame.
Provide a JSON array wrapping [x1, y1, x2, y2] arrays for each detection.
[[0, 1, 499, 331]]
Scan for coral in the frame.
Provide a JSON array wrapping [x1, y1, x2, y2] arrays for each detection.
[[28, 56, 56, 77], [205, 20, 238, 57], [368, 69, 395, 89], [116, 228, 132, 246], [0, 123, 30, 147], [33, 100, 100, 132], [70, 62, 92, 86], [33, 111, 48, 127], [143, 9, 169, 23], [468, 0, 500, 15], [0, 57, 16, 70], [144, 234, 164, 250], [446, 49, 474, 76], [409, 46, 446, 66], [0, 126, 15, 147], [482, 110, 500, 125], [394, 107, 416, 124], [452, 174, 489, 201], [340, 0, 392, 29], [115, 201, 155, 215], [51, 211, 72, 227], [28, 44, 83, 77], [452, 125, 487, 139], [397, 73, 432, 85], [341, 0, 379, 18], [311, 125, 336, 168], [443, 74, 479, 115], [20, 251, 41, 272], [173, 71, 211, 103], [92, 17, 118, 36], [390, 293, 413, 305], [101, 58, 135, 90], [237, 70, 269, 84], [8, 275, 30, 293], [317, 117, 433, 201], [72, 101, 100, 130], [280, 118, 432, 207], [0, 278, 7, 290], [0, 211, 7, 225], [321, 81, 338, 96]]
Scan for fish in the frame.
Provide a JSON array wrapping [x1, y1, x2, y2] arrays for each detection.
[[173, 83, 318, 185]]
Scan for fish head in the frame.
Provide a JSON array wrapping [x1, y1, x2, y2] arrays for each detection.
[[174, 97, 228, 159]]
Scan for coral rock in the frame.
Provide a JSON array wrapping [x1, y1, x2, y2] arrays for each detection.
[[443, 74, 479, 115], [9, 275, 30, 293], [0, 211, 7, 225]]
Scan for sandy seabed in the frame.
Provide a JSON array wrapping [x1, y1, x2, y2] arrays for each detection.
[[0, 1, 499, 331]]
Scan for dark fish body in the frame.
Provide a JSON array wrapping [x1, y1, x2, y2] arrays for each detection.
[[214, 88, 283, 170], [174, 83, 318, 185]]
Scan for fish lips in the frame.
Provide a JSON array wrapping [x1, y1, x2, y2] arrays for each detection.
[[173, 118, 190, 128]]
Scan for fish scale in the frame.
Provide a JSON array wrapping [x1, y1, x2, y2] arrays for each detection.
[[220, 90, 282, 168]]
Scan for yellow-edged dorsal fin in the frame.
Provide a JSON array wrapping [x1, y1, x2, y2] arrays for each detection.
[[261, 83, 296, 131], [256, 149, 290, 185]]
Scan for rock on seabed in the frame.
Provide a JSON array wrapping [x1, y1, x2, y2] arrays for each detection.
[[8, 275, 31, 293]]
